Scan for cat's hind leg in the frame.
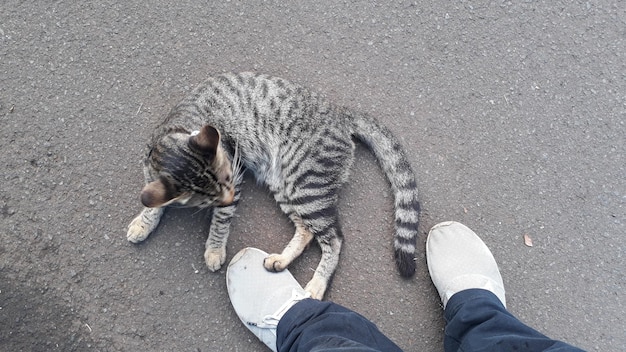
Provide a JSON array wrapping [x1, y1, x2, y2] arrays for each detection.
[[263, 215, 315, 272], [127, 207, 165, 243], [264, 207, 343, 300], [305, 230, 342, 300]]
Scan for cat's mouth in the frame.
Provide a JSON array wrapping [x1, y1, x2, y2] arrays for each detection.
[[166, 187, 234, 208], [218, 186, 235, 206]]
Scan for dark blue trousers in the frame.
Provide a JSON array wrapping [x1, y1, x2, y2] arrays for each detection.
[[443, 289, 585, 352], [276, 298, 403, 352], [276, 289, 585, 352]]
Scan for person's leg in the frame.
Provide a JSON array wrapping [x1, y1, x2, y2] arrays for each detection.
[[445, 289, 585, 352], [227, 247, 403, 352], [427, 221, 585, 352], [277, 298, 403, 352]]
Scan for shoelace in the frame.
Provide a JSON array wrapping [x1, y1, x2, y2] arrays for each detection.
[[248, 289, 311, 329]]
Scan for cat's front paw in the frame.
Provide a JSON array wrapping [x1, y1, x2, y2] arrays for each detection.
[[304, 276, 327, 300], [127, 215, 152, 243], [204, 247, 226, 271]]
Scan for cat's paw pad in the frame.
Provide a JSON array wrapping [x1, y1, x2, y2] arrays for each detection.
[[204, 247, 226, 272], [304, 277, 327, 300], [263, 254, 288, 272], [127, 216, 152, 243]]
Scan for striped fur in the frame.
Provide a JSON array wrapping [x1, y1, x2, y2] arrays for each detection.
[[127, 72, 419, 299]]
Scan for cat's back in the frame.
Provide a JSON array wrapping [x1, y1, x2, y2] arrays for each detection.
[[186, 72, 335, 125], [189, 72, 301, 106], [206, 71, 305, 101]]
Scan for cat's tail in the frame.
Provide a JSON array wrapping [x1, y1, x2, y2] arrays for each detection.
[[350, 112, 419, 277]]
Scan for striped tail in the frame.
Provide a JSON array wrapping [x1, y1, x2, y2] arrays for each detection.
[[351, 112, 419, 277]]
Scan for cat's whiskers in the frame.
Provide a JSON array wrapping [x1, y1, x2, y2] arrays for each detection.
[[191, 207, 207, 216], [231, 141, 244, 184]]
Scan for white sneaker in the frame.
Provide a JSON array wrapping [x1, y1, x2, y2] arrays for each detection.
[[226, 247, 310, 352], [426, 221, 506, 308]]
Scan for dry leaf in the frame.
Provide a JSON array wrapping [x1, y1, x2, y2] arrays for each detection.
[[523, 234, 533, 247]]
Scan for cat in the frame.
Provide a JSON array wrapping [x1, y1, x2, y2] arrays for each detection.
[[127, 72, 420, 299]]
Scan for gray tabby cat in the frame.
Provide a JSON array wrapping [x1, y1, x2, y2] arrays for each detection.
[[127, 72, 419, 299]]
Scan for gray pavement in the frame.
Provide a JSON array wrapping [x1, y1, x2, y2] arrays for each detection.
[[1, 1, 624, 351]]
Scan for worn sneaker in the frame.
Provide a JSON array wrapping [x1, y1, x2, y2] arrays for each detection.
[[226, 247, 310, 352], [426, 221, 506, 308]]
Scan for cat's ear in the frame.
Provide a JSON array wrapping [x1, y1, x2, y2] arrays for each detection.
[[140, 178, 175, 208], [189, 125, 220, 160]]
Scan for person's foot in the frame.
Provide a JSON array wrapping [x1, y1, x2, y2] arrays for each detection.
[[426, 221, 506, 308], [226, 247, 310, 352]]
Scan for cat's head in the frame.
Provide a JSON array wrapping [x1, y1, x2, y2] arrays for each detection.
[[140, 125, 235, 209]]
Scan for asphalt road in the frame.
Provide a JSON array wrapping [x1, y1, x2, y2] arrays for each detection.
[[1, 1, 624, 351]]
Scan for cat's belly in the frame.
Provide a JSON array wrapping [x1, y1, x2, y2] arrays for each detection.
[[244, 147, 284, 192]]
